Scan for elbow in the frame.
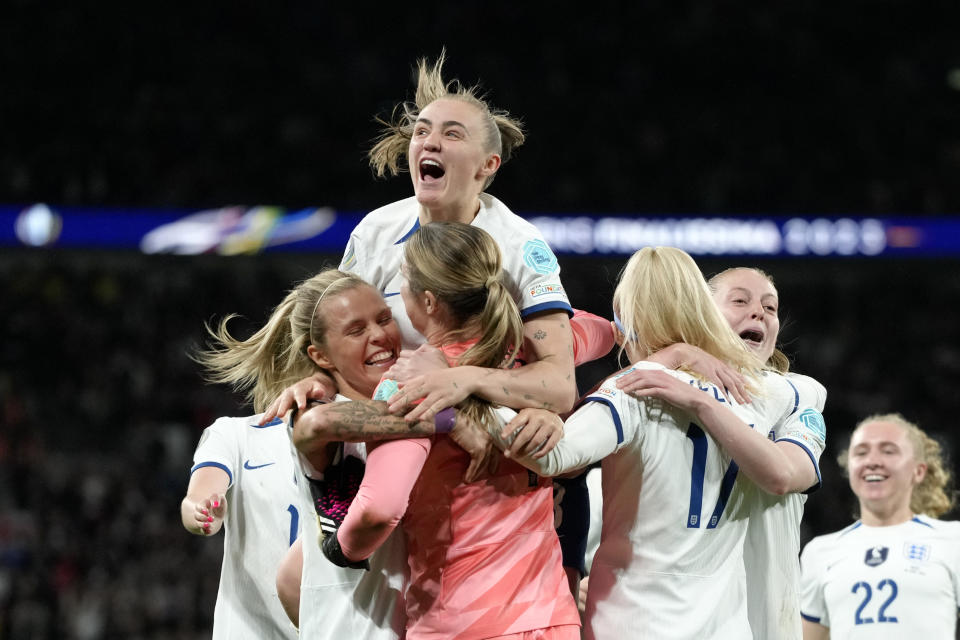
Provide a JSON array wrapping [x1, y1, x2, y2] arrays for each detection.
[[759, 469, 793, 496], [352, 491, 406, 531], [292, 411, 330, 454]]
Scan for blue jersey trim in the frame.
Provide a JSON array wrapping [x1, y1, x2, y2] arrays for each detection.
[[839, 521, 863, 537], [708, 460, 740, 528], [800, 612, 821, 623], [911, 516, 934, 528], [249, 417, 284, 429], [521, 300, 574, 318], [783, 376, 800, 416], [581, 396, 624, 445], [394, 218, 421, 244], [686, 425, 708, 528], [191, 461, 233, 485], [776, 437, 822, 493]]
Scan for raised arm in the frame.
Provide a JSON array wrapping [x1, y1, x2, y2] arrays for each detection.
[[621, 368, 816, 495], [388, 309, 578, 422]]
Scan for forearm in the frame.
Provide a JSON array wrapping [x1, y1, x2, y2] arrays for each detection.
[[488, 404, 616, 476], [693, 400, 812, 495], [293, 399, 437, 454], [465, 360, 577, 413], [337, 439, 429, 561]]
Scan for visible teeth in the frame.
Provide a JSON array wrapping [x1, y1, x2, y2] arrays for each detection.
[[422, 159, 440, 167], [864, 474, 886, 482], [367, 351, 394, 365]]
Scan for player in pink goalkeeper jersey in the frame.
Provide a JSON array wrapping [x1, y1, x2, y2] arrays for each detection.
[[325, 222, 613, 640]]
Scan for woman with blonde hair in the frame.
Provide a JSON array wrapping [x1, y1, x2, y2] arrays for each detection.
[[188, 269, 471, 640], [265, 49, 581, 428], [324, 222, 585, 639], [800, 413, 959, 639], [494, 247, 811, 639]]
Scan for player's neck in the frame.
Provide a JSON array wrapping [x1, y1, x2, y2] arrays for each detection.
[[418, 197, 481, 225], [860, 502, 914, 527]]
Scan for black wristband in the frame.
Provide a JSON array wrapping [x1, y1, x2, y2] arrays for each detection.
[[321, 529, 370, 571]]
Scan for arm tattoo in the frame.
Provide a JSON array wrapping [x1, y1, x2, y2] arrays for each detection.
[[533, 329, 547, 340], [322, 400, 435, 441]]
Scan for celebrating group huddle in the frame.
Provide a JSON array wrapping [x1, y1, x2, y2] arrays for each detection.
[[180, 52, 960, 640]]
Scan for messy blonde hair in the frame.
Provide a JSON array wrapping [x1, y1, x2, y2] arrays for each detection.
[[193, 270, 370, 412], [838, 413, 956, 518], [614, 247, 763, 383], [404, 221, 523, 428], [368, 49, 525, 190], [708, 266, 790, 373]]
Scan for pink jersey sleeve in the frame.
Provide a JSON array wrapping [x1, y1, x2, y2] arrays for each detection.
[[337, 438, 432, 561], [570, 309, 615, 365]]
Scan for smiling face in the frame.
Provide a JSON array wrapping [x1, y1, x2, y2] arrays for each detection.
[[847, 419, 927, 523], [408, 98, 501, 220], [307, 285, 401, 399], [711, 269, 780, 363]]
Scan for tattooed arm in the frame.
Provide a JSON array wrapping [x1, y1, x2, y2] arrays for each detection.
[[388, 309, 578, 422], [292, 398, 438, 457]]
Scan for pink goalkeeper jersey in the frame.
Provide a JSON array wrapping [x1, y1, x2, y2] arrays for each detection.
[[335, 323, 614, 639]]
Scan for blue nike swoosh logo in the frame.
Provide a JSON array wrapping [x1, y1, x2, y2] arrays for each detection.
[[243, 460, 275, 470]]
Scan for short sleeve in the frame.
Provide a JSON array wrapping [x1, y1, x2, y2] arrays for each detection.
[[339, 232, 361, 275], [581, 366, 661, 450], [799, 537, 830, 627], [191, 417, 241, 487], [777, 407, 826, 492], [510, 238, 572, 317]]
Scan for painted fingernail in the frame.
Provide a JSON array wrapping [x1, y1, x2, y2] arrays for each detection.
[[202, 509, 208, 516], [213, 501, 219, 507], [207, 516, 214, 522]]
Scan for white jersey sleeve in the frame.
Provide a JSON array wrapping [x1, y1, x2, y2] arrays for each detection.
[[472, 194, 572, 317], [192, 416, 243, 485], [190, 415, 300, 640], [799, 532, 832, 627], [777, 373, 827, 491]]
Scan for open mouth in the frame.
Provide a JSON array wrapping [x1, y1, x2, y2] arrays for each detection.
[[419, 159, 445, 181], [864, 474, 887, 483], [740, 329, 764, 345], [366, 351, 396, 367]]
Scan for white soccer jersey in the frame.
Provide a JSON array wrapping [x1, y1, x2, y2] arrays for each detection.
[[190, 415, 301, 640], [290, 397, 408, 640], [741, 371, 827, 640], [800, 516, 960, 639], [516, 362, 801, 640], [339, 193, 573, 348]]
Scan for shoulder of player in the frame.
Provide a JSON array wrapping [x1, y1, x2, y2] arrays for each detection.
[[204, 414, 260, 434], [350, 197, 420, 239], [911, 515, 960, 538], [476, 194, 548, 246], [784, 371, 827, 408]]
